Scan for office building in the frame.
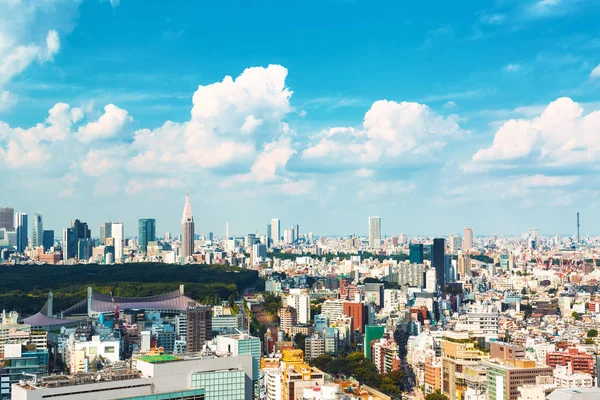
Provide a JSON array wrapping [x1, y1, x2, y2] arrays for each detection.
[[13, 353, 255, 400], [463, 227, 473, 251], [62, 228, 77, 260], [441, 332, 488, 400], [278, 306, 297, 332], [482, 359, 553, 400], [410, 243, 424, 264], [363, 325, 385, 360], [71, 219, 90, 240], [138, 218, 156, 254], [304, 334, 325, 360], [111, 222, 124, 261], [432, 238, 445, 291], [270, 218, 280, 243], [186, 306, 212, 352], [42, 230, 54, 250], [1, 344, 48, 400], [251, 243, 266, 265], [283, 229, 293, 244], [99, 222, 112, 245], [16, 212, 28, 253], [214, 333, 261, 396], [285, 290, 310, 324], [31, 212, 43, 248], [0, 206, 14, 230], [181, 193, 195, 260], [343, 302, 368, 334], [77, 239, 91, 261], [368, 216, 381, 248]]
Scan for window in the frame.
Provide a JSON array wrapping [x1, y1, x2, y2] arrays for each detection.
[[105, 346, 115, 354]]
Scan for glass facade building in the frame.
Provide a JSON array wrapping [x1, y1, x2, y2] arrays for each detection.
[[409, 243, 424, 264], [121, 389, 205, 400], [139, 218, 156, 254], [191, 370, 245, 400]]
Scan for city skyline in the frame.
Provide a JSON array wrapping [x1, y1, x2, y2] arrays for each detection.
[[2, 1, 600, 235]]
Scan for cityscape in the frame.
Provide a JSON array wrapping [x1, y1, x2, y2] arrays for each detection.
[[2, 1, 600, 400]]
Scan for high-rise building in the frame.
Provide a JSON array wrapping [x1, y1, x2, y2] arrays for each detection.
[[368, 216, 381, 248], [283, 229, 293, 244], [181, 193, 195, 260], [409, 243, 424, 264], [71, 219, 91, 240], [266, 224, 272, 246], [15, 212, 28, 253], [270, 218, 280, 243], [32, 212, 43, 248], [111, 222, 124, 261], [463, 227, 473, 251], [99, 222, 112, 245], [42, 230, 54, 250], [138, 218, 156, 254], [186, 305, 212, 352], [0, 206, 14, 230], [448, 234, 461, 254], [432, 238, 446, 291], [77, 238, 91, 260], [62, 228, 77, 260]]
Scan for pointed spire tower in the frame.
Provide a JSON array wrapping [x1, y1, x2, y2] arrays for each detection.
[[181, 191, 195, 261]]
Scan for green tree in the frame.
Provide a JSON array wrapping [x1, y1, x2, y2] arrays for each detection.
[[572, 311, 582, 321], [587, 329, 598, 338], [426, 389, 448, 400]]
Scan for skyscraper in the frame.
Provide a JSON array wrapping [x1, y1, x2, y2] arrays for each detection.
[[433, 238, 446, 291], [0, 206, 14, 230], [463, 227, 473, 251], [266, 224, 272, 246], [186, 305, 212, 352], [62, 228, 77, 260], [181, 193, 195, 260], [409, 243, 424, 264], [100, 222, 112, 245], [270, 218, 280, 243], [32, 212, 43, 248], [112, 222, 124, 261], [138, 218, 156, 254], [71, 219, 91, 240], [368, 216, 381, 248], [42, 230, 54, 250], [15, 212, 28, 253]]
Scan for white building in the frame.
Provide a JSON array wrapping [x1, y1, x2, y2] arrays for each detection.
[[368, 216, 381, 249], [111, 222, 124, 262], [263, 368, 283, 400], [270, 218, 280, 243], [66, 335, 121, 374], [320, 300, 345, 322], [285, 289, 310, 324]]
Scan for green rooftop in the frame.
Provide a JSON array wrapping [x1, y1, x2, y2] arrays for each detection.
[[137, 354, 181, 363]]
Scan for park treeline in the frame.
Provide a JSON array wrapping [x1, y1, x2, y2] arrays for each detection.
[[0, 263, 263, 316]]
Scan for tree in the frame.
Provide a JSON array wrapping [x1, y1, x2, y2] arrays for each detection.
[[572, 311, 582, 321], [587, 329, 598, 338], [426, 389, 448, 400]]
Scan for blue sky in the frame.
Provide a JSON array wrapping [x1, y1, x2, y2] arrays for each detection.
[[1, 0, 600, 238]]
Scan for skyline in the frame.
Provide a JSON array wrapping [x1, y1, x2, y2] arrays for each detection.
[[0, 201, 586, 238], [2, 1, 600, 235]]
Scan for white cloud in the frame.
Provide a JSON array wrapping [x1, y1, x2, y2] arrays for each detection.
[[591, 64, 600, 78], [355, 168, 375, 178], [0, 91, 18, 111], [81, 146, 129, 176], [443, 101, 456, 109], [471, 97, 600, 167], [125, 177, 185, 195], [506, 64, 521, 72], [130, 65, 293, 173], [303, 100, 465, 165], [77, 104, 132, 143], [276, 179, 316, 196]]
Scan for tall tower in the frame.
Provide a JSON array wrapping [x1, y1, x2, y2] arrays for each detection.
[[0, 206, 14, 230], [577, 212, 580, 245], [433, 238, 446, 291], [15, 212, 28, 253], [138, 218, 156, 254], [32, 212, 43, 248], [368, 216, 382, 248], [111, 222, 124, 262], [270, 218, 280, 243], [463, 227, 473, 251], [181, 192, 195, 260]]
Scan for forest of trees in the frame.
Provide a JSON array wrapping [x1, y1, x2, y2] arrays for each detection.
[[0, 263, 262, 315]]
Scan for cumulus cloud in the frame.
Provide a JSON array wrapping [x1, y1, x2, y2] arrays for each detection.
[[303, 100, 465, 166], [81, 146, 129, 176], [591, 64, 600, 78], [0, 91, 18, 111], [506, 64, 521, 72], [471, 97, 600, 167], [130, 65, 293, 173], [125, 177, 185, 195], [77, 104, 132, 143]]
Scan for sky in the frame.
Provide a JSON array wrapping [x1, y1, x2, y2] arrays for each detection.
[[1, 0, 600, 238]]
